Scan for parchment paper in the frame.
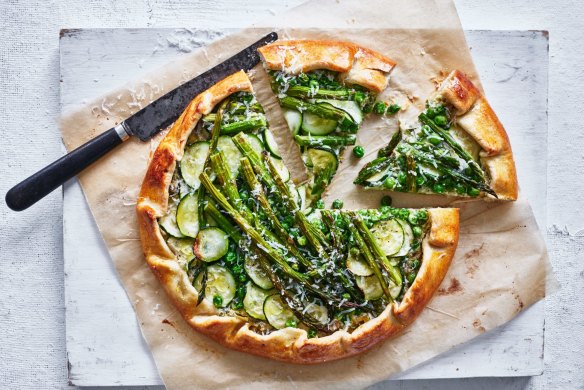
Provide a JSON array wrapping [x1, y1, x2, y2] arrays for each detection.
[[59, 0, 554, 388]]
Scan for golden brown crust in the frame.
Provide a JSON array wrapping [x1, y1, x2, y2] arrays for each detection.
[[258, 40, 396, 92], [137, 71, 458, 364], [432, 70, 518, 200]]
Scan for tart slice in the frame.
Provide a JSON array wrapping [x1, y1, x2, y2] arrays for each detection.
[[137, 70, 459, 364], [355, 70, 518, 200], [258, 40, 397, 206]]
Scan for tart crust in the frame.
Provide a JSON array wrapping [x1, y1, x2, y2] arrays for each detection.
[[258, 39, 396, 92], [137, 70, 459, 364], [432, 70, 518, 200]]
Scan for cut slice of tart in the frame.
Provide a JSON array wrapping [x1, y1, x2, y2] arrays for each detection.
[[137, 70, 459, 364], [258, 40, 397, 206], [355, 70, 518, 200]]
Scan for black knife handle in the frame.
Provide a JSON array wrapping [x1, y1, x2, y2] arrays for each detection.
[[5, 125, 129, 211]]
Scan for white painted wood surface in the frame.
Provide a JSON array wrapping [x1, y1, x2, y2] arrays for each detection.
[[61, 29, 548, 386]]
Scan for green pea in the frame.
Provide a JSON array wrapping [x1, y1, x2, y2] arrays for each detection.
[[432, 183, 445, 193], [415, 210, 428, 222], [213, 295, 223, 308], [315, 199, 325, 209], [362, 103, 373, 113], [434, 115, 447, 126], [411, 259, 420, 269], [232, 265, 242, 275], [426, 107, 437, 119], [397, 172, 407, 185], [238, 274, 247, 282], [381, 195, 393, 207], [468, 187, 481, 197], [225, 251, 237, 263], [240, 191, 249, 200], [427, 134, 442, 145], [408, 213, 418, 225], [373, 101, 387, 115], [352, 145, 365, 158], [398, 209, 410, 220], [307, 329, 317, 338], [354, 91, 366, 105], [233, 301, 243, 310], [455, 184, 467, 195], [332, 199, 344, 209], [297, 236, 307, 246], [412, 226, 423, 238], [281, 222, 290, 230], [407, 273, 416, 283], [291, 263, 299, 271], [285, 319, 298, 328], [416, 176, 426, 186], [309, 79, 319, 89], [342, 292, 351, 300], [387, 104, 401, 115]]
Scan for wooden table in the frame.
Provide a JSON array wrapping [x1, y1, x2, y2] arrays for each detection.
[[62, 29, 549, 387]]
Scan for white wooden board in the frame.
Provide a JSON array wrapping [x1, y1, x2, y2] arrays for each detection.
[[62, 29, 549, 387]]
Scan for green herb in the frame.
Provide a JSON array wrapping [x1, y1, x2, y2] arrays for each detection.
[[285, 319, 298, 328], [387, 104, 401, 115], [213, 295, 223, 307], [373, 101, 387, 115]]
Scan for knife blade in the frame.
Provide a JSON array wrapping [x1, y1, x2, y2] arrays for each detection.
[[5, 32, 278, 211]]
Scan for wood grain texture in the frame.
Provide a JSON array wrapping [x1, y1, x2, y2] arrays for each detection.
[[61, 29, 548, 386]]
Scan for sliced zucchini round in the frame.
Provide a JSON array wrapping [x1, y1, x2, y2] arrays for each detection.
[[355, 275, 384, 301], [270, 156, 290, 182], [216, 135, 242, 178], [246, 134, 265, 156], [176, 193, 200, 238], [263, 294, 298, 330], [243, 282, 273, 320], [244, 254, 273, 290], [263, 129, 281, 159], [389, 279, 402, 299], [307, 148, 338, 182], [193, 265, 236, 307], [346, 249, 373, 277], [167, 237, 195, 263], [158, 201, 184, 238], [301, 112, 337, 135], [180, 141, 210, 189], [395, 219, 414, 257], [304, 301, 329, 325], [283, 109, 302, 136], [370, 218, 404, 257], [315, 99, 363, 124], [194, 227, 229, 262], [365, 170, 389, 185]]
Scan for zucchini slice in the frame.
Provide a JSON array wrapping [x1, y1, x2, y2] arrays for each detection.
[[315, 99, 363, 124], [395, 219, 414, 257], [244, 254, 273, 290], [364, 170, 389, 186], [263, 294, 299, 330], [270, 156, 291, 182], [370, 218, 404, 257], [304, 301, 329, 326], [167, 237, 195, 263], [243, 282, 273, 320], [307, 148, 338, 196], [194, 265, 236, 307], [216, 135, 243, 178], [194, 227, 229, 262], [246, 133, 265, 156], [158, 201, 184, 238], [301, 112, 337, 135], [355, 275, 384, 301], [346, 249, 373, 277], [283, 109, 302, 135], [181, 141, 210, 189], [263, 129, 281, 159], [176, 193, 200, 238]]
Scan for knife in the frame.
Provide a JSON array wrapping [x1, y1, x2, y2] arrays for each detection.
[[5, 32, 278, 211]]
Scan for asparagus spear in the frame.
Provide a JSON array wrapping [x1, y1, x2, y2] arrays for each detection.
[[279, 96, 357, 133], [406, 154, 418, 192], [286, 85, 354, 100], [232, 132, 274, 187], [377, 130, 402, 158], [347, 211, 403, 287], [220, 116, 267, 135], [294, 134, 357, 147], [354, 157, 393, 185], [209, 151, 253, 222], [341, 212, 392, 300], [263, 153, 299, 212], [197, 99, 229, 225], [419, 113, 495, 198], [240, 157, 313, 269], [204, 202, 242, 242]]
